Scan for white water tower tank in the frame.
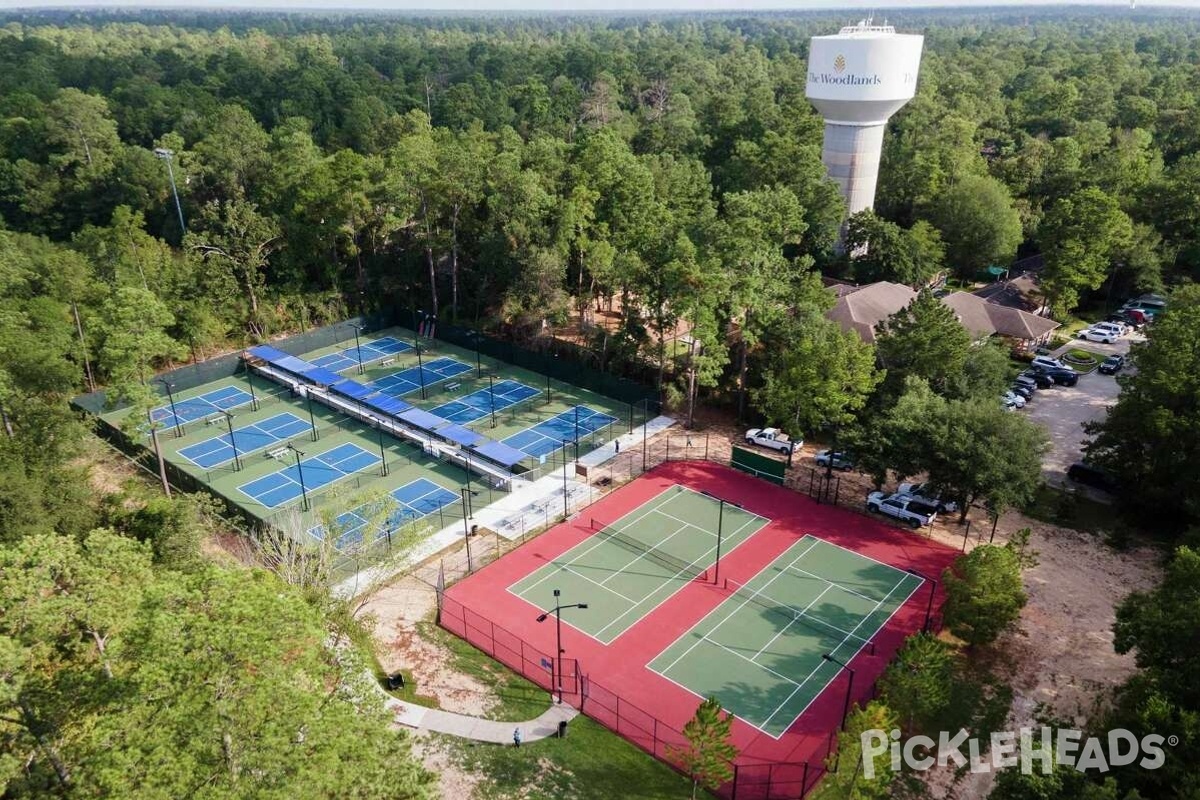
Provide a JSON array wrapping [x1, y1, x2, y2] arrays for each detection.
[[806, 21, 924, 222]]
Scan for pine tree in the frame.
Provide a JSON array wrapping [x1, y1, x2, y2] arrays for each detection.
[[675, 696, 738, 800]]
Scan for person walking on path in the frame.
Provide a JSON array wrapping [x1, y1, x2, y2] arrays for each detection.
[[614, 439, 620, 453], [513, 727, 523, 747]]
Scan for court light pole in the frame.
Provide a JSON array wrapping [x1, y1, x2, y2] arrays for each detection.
[[304, 390, 318, 441], [574, 404, 580, 461], [701, 492, 744, 585], [471, 330, 483, 379], [822, 653, 855, 731], [244, 362, 259, 410], [415, 325, 428, 400], [287, 444, 309, 512], [351, 323, 366, 375], [153, 147, 186, 238], [154, 378, 182, 437], [460, 487, 473, 572], [536, 589, 588, 703], [221, 410, 242, 471], [906, 568, 937, 633], [488, 375, 497, 429], [370, 416, 388, 477]]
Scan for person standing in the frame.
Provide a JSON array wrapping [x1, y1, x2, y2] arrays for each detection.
[[513, 727, 523, 747]]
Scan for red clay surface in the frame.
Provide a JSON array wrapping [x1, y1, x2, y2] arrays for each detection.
[[443, 461, 961, 770]]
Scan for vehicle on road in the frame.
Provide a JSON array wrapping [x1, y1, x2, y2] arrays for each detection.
[[1002, 390, 1026, 409], [1021, 370, 1054, 389], [1099, 354, 1125, 375], [743, 427, 797, 455], [1030, 365, 1079, 386], [896, 481, 959, 514], [1078, 327, 1118, 344], [866, 492, 938, 528], [1010, 383, 1034, 401], [1031, 355, 1068, 372], [814, 450, 855, 470], [1067, 462, 1119, 493], [1090, 321, 1126, 337]]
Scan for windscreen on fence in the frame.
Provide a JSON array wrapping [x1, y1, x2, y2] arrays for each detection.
[[731, 446, 787, 485]]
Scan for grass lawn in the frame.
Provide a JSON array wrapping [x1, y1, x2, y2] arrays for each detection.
[[411, 618, 707, 800], [1063, 347, 1101, 373]]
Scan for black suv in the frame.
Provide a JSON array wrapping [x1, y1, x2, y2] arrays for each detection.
[[1032, 365, 1079, 386], [1067, 462, 1119, 493], [1099, 354, 1125, 375], [1020, 370, 1054, 389]]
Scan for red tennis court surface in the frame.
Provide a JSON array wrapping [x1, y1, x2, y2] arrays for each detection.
[[441, 461, 960, 798]]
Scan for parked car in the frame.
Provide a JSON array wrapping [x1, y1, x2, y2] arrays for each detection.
[[1067, 462, 1119, 493], [1010, 383, 1034, 401], [1099, 354, 1125, 375], [1090, 321, 1126, 337], [1002, 390, 1026, 409], [896, 481, 959, 513], [1031, 355, 1068, 372], [814, 450, 855, 470], [866, 492, 938, 528], [743, 427, 797, 455], [1020, 369, 1054, 389], [1030, 365, 1079, 386], [1078, 327, 1118, 344], [1012, 374, 1038, 396]]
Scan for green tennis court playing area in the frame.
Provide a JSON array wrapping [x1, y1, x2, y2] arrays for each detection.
[[509, 485, 769, 644], [648, 535, 924, 737]]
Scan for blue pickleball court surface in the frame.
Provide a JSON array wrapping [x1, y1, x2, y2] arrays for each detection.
[[370, 357, 473, 397], [178, 412, 312, 469], [502, 405, 620, 458], [310, 336, 413, 372], [308, 478, 459, 550], [150, 385, 254, 429], [428, 380, 540, 424], [237, 443, 380, 508]]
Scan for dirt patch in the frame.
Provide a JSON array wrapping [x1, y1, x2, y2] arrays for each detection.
[[360, 575, 497, 716], [920, 514, 1161, 799], [411, 733, 485, 799]]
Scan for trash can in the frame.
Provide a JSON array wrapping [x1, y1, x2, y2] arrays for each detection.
[[386, 672, 405, 690], [557, 720, 568, 739]]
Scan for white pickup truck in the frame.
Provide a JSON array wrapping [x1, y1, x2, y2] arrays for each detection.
[[866, 492, 938, 528], [744, 427, 798, 455]]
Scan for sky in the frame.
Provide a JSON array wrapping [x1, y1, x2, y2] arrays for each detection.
[[2, 0, 1198, 10]]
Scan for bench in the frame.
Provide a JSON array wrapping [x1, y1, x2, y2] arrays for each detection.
[[445, 382, 461, 392], [267, 447, 289, 460], [204, 414, 223, 426], [379, 357, 395, 367]]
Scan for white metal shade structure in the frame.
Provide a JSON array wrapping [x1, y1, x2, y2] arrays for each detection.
[[806, 22, 924, 221]]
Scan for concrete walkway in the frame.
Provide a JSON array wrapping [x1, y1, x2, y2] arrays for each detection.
[[383, 693, 579, 743]]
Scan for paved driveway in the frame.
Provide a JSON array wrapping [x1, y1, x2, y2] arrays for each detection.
[[1020, 335, 1139, 490]]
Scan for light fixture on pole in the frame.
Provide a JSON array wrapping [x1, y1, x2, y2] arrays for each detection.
[[460, 487, 473, 572], [153, 147, 186, 237], [221, 410, 241, 471], [350, 322, 366, 375], [536, 589, 588, 703], [153, 378, 182, 437], [700, 491, 744, 584], [822, 653, 855, 731], [287, 444, 309, 512], [906, 568, 937, 633]]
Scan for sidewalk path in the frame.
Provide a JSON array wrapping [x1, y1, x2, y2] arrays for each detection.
[[383, 693, 579, 743]]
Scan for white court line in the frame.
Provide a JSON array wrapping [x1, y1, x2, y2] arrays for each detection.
[[590, 512, 765, 641], [513, 486, 687, 596], [556, 563, 639, 605], [750, 584, 832, 662], [759, 572, 915, 731], [805, 535, 920, 578], [596, 517, 694, 586], [700, 634, 802, 688], [654, 538, 822, 675], [785, 565, 881, 604]]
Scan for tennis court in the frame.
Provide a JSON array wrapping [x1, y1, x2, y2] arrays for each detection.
[[429, 379, 541, 425], [150, 385, 254, 428], [237, 442, 381, 508], [310, 336, 412, 371], [369, 357, 473, 397], [649, 535, 924, 737], [178, 412, 312, 468], [509, 485, 769, 644], [308, 477, 459, 550], [502, 405, 620, 458]]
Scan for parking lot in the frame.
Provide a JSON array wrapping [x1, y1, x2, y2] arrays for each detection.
[[1020, 335, 1138, 491]]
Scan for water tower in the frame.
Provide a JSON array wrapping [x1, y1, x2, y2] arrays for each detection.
[[806, 21, 924, 229]]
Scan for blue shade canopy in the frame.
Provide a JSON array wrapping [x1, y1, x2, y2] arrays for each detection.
[[299, 366, 344, 386], [437, 424, 486, 447], [331, 379, 375, 401], [397, 407, 446, 430], [471, 440, 529, 467], [247, 344, 290, 362], [362, 394, 411, 418]]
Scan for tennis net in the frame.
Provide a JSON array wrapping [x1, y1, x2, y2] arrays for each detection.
[[723, 577, 876, 655], [590, 518, 708, 581]]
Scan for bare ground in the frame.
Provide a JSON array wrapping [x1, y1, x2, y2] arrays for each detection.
[[361, 420, 1163, 799]]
